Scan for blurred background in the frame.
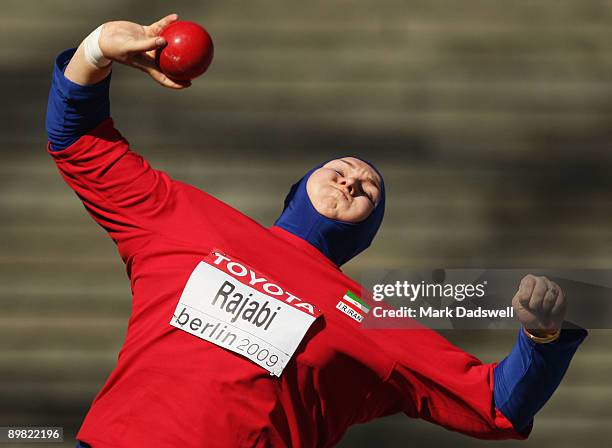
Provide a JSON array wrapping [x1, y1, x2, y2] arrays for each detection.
[[1, 0, 611, 446]]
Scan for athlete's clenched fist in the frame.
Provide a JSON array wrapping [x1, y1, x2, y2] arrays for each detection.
[[512, 274, 567, 334]]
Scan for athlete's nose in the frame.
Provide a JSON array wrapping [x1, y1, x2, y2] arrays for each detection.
[[339, 177, 358, 196]]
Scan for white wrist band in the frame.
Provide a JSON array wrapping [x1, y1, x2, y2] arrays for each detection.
[[83, 25, 111, 68]]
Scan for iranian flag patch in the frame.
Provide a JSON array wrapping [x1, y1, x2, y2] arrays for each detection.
[[336, 290, 370, 323]]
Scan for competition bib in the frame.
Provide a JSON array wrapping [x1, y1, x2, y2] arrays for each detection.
[[170, 251, 321, 376]]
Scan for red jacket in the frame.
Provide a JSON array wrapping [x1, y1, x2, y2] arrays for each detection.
[[49, 118, 527, 447]]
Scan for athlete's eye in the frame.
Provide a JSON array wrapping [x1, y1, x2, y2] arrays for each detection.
[[364, 187, 376, 205]]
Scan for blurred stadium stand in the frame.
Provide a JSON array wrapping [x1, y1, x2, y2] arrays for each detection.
[[0, 1, 611, 446]]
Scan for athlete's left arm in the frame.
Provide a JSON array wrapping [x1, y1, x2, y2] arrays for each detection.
[[493, 275, 588, 432], [365, 274, 586, 440]]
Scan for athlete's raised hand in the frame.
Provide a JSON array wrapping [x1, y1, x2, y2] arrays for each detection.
[[65, 14, 190, 90], [99, 14, 190, 89], [512, 274, 567, 335]]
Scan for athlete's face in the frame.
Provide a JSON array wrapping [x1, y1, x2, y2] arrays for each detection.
[[306, 157, 383, 223]]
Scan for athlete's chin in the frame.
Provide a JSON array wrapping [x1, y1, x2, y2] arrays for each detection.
[[314, 196, 350, 220], [327, 204, 364, 223], [336, 205, 374, 223]]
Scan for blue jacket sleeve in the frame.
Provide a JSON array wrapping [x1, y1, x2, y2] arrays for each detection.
[[493, 324, 588, 432], [45, 48, 111, 151]]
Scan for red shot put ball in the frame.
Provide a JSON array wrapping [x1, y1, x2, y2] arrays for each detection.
[[156, 21, 214, 81]]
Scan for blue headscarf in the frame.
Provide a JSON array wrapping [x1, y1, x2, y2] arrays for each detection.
[[274, 158, 385, 266]]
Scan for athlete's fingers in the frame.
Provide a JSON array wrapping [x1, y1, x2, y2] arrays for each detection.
[[517, 275, 536, 306], [129, 53, 190, 89], [146, 13, 179, 37], [541, 284, 558, 314], [123, 36, 166, 54], [148, 69, 191, 89], [550, 282, 567, 318], [138, 60, 190, 89], [529, 276, 548, 312]]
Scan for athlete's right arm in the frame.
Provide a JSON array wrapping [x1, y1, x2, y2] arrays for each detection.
[[46, 14, 188, 151], [45, 15, 206, 261]]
